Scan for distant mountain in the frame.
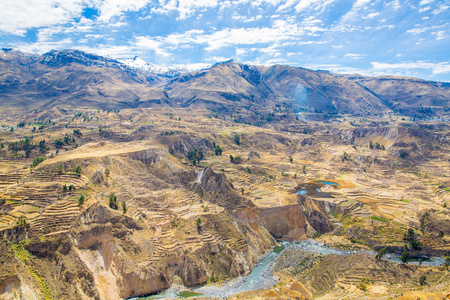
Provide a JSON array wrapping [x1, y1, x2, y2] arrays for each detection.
[[0, 49, 449, 118], [119, 56, 210, 78]]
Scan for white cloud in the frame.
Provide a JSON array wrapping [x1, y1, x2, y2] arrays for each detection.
[[134, 36, 171, 57], [432, 4, 449, 14], [151, 0, 218, 19], [371, 61, 450, 75], [345, 53, 366, 59], [97, 0, 151, 22], [0, 0, 88, 36], [419, 0, 434, 5], [432, 31, 448, 40], [236, 48, 247, 55], [364, 12, 380, 19]]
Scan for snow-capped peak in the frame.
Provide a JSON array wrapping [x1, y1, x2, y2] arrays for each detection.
[[119, 56, 210, 77]]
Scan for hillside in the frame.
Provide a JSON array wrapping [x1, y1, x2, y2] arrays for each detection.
[[1, 49, 449, 119]]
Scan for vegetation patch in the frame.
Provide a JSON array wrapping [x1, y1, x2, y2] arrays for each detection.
[[273, 245, 285, 253], [401, 198, 410, 203], [371, 216, 389, 223], [177, 291, 204, 298], [11, 242, 54, 300]]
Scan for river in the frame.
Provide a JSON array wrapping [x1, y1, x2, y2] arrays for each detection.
[[132, 240, 445, 299]]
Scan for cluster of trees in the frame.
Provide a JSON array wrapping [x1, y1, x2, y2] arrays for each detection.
[[404, 228, 423, 251], [212, 141, 222, 156], [229, 155, 242, 164], [8, 136, 35, 157], [31, 156, 46, 168], [62, 184, 76, 193], [109, 192, 126, 213], [188, 149, 204, 165], [369, 140, 385, 150]]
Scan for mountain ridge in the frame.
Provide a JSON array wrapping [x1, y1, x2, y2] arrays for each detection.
[[0, 49, 449, 119]]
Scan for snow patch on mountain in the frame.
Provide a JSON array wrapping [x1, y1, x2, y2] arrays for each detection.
[[120, 56, 210, 77]]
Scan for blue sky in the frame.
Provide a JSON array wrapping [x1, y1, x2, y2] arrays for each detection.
[[0, 0, 449, 81]]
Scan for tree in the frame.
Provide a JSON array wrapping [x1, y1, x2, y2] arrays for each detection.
[[445, 256, 450, 271], [419, 275, 427, 286], [289, 156, 293, 163], [121, 201, 127, 214], [62, 184, 68, 193], [438, 230, 444, 238], [16, 215, 27, 227], [234, 134, 241, 145], [369, 140, 373, 149], [400, 250, 410, 264], [303, 165, 306, 174], [104, 168, 110, 177], [196, 217, 202, 228], [73, 165, 82, 175], [188, 149, 203, 165], [78, 195, 85, 206], [376, 247, 387, 260], [229, 154, 234, 163], [214, 144, 222, 156], [109, 192, 118, 209]]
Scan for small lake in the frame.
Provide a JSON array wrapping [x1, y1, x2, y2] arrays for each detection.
[[132, 240, 445, 299], [315, 180, 339, 186]]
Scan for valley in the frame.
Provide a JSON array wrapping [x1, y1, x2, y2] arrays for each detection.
[[0, 50, 449, 300]]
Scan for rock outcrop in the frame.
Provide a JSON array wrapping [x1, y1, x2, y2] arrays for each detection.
[[193, 167, 250, 209], [259, 205, 307, 240]]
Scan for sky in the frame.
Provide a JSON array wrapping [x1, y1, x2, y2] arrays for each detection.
[[0, 0, 449, 81]]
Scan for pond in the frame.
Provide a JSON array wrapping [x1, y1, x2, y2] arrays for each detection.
[[315, 180, 339, 186], [131, 240, 445, 299]]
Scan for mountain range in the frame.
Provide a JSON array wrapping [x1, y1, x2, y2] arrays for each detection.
[[0, 49, 449, 118]]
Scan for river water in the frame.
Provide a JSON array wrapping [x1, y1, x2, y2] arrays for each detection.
[[133, 240, 445, 299]]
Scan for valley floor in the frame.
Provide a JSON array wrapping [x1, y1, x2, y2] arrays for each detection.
[[0, 108, 449, 299]]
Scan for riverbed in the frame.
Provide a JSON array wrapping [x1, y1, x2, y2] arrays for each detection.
[[132, 240, 445, 299]]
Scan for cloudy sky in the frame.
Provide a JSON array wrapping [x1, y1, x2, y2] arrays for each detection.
[[0, 0, 449, 81]]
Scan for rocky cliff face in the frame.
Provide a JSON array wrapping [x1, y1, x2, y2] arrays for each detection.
[[193, 167, 251, 210], [259, 205, 307, 240]]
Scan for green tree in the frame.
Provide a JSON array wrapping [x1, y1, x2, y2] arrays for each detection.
[[289, 156, 293, 163], [419, 275, 427, 286], [302, 165, 306, 174], [375, 247, 387, 260], [104, 168, 110, 177], [445, 256, 450, 271], [31, 156, 46, 168], [73, 165, 82, 175], [62, 184, 67, 193], [121, 201, 127, 214], [234, 134, 241, 145], [78, 195, 85, 206], [196, 217, 202, 228], [400, 250, 410, 264], [16, 215, 27, 227], [188, 149, 203, 165], [109, 193, 118, 209]]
